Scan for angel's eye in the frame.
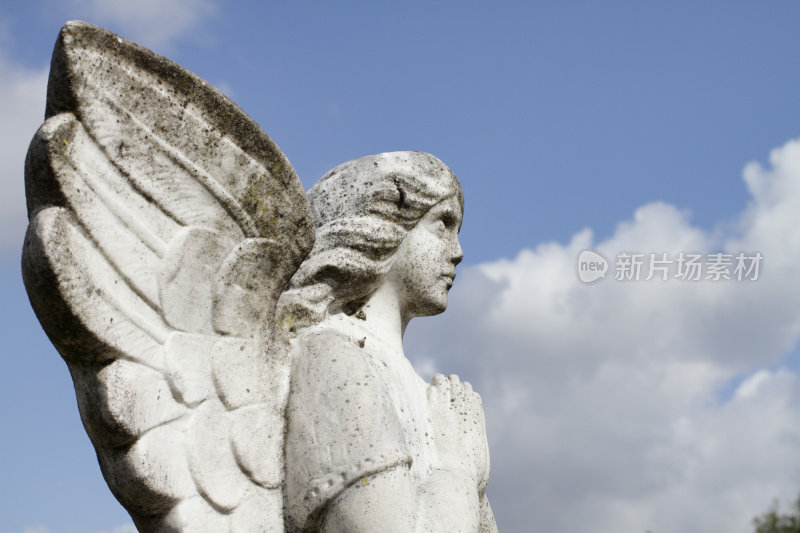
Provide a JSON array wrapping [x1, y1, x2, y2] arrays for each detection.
[[441, 214, 457, 230]]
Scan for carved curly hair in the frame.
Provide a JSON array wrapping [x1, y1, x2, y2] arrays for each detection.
[[276, 151, 462, 331]]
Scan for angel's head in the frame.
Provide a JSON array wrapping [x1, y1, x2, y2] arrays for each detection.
[[278, 151, 463, 330]]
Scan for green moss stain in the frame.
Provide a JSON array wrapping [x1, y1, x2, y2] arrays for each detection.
[[242, 171, 278, 238]]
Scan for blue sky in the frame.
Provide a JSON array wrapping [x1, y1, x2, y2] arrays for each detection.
[[3, 2, 800, 532]]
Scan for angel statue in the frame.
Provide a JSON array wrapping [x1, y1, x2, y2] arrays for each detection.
[[23, 21, 498, 532]]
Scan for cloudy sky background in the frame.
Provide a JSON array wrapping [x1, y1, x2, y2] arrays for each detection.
[[3, 2, 800, 532]]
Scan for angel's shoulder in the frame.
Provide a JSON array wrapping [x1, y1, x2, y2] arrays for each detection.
[[294, 324, 362, 354], [285, 324, 411, 530], [289, 324, 376, 387]]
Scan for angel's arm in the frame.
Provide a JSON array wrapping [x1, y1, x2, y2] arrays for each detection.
[[321, 465, 481, 533], [318, 383, 493, 533], [286, 331, 489, 532]]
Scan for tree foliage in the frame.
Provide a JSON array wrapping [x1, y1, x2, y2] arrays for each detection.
[[754, 495, 800, 533]]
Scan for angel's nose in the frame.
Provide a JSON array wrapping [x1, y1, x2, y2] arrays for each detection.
[[451, 238, 463, 266]]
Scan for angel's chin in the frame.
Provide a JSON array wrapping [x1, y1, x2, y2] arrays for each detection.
[[411, 294, 449, 319]]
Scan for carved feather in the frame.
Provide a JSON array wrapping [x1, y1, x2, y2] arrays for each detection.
[[23, 20, 313, 531]]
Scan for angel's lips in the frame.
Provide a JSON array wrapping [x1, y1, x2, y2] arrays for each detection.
[[441, 274, 455, 287]]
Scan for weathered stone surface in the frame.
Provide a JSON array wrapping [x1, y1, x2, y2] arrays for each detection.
[[186, 400, 250, 511], [23, 20, 497, 532], [230, 404, 285, 488]]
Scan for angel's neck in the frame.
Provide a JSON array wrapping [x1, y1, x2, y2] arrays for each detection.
[[338, 282, 406, 357]]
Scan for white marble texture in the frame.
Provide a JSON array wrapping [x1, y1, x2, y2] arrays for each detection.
[[22, 20, 496, 532]]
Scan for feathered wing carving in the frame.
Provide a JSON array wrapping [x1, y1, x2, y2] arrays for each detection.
[[22, 21, 314, 531]]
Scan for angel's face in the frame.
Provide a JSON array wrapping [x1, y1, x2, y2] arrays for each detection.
[[386, 195, 463, 321]]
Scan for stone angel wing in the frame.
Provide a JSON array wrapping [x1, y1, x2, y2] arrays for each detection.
[[22, 21, 314, 531]]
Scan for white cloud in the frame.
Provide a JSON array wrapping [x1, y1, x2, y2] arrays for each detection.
[[407, 137, 800, 533], [67, 0, 217, 50], [23, 526, 49, 533], [0, 0, 218, 253], [0, 54, 48, 252]]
